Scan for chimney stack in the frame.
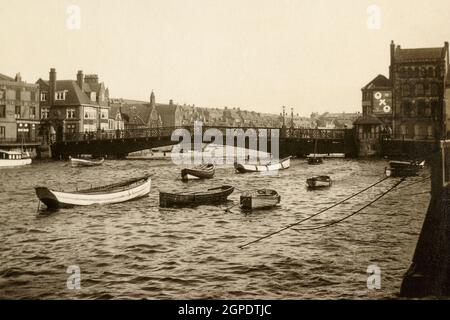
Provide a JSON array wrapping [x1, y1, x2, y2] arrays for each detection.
[[77, 70, 84, 89], [15, 73, 22, 82], [169, 99, 173, 105], [49, 68, 56, 106]]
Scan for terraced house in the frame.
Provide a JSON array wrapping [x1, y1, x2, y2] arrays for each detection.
[[0, 72, 40, 151], [36, 68, 110, 141]]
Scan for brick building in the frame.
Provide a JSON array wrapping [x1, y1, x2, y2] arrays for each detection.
[[0, 72, 40, 148], [362, 41, 450, 140], [37, 68, 110, 141]]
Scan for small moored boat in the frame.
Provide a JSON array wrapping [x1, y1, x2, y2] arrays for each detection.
[[70, 156, 104, 167], [385, 160, 425, 177], [0, 149, 32, 167], [159, 185, 234, 207], [35, 175, 151, 210], [240, 189, 281, 210], [307, 157, 323, 165], [181, 163, 215, 180], [234, 156, 291, 173], [306, 176, 332, 189]]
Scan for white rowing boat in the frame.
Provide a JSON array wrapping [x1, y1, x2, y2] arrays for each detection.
[[240, 189, 281, 210], [35, 175, 151, 210], [70, 156, 105, 167], [234, 156, 291, 173]]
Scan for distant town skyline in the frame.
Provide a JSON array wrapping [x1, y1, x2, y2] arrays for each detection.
[[1, 0, 450, 116]]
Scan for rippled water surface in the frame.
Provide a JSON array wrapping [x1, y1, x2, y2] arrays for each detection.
[[0, 158, 430, 299]]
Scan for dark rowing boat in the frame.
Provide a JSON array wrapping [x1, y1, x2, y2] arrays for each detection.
[[385, 160, 425, 177], [181, 163, 215, 180], [306, 176, 332, 189], [307, 157, 323, 165], [159, 185, 234, 207]]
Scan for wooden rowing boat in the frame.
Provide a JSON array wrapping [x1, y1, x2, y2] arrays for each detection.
[[240, 189, 281, 210], [35, 175, 151, 210], [385, 160, 425, 177], [159, 185, 234, 207], [234, 156, 291, 173], [307, 157, 323, 165], [306, 176, 332, 189], [70, 156, 104, 167], [181, 163, 215, 180]]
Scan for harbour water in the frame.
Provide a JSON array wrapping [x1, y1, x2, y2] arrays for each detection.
[[0, 158, 429, 299]]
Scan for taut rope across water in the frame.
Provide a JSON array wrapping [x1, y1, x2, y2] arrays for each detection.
[[239, 176, 403, 249]]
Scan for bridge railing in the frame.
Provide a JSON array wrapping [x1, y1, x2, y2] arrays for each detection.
[[53, 126, 350, 143]]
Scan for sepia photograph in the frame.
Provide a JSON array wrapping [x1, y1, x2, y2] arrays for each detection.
[[1, 0, 450, 309]]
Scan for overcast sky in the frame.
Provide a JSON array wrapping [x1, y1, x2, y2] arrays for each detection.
[[1, 0, 450, 115]]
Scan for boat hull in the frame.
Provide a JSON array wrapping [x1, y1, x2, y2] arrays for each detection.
[[160, 186, 234, 208], [240, 190, 281, 210], [306, 176, 332, 189], [234, 157, 291, 173], [70, 157, 104, 167], [385, 161, 422, 177], [0, 158, 32, 167], [35, 177, 151, 209], [181, 164, 215, 180], [307, 157, 323, 165]]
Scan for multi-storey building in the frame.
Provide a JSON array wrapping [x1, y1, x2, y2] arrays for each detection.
[[362, 41, 450, 140], [36, 68, 110, 141], [0, 72, 40, 150]]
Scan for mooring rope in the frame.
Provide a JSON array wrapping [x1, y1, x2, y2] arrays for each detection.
[[238, 176, 391, 249], [291, 178, 405, 232], [394, 175, 430, 191]]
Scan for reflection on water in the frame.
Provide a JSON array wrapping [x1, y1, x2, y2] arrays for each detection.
[[0, 158, 429, 299]]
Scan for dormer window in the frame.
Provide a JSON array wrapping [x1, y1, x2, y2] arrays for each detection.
[[55, 91, 67, 101], [90, 92, 97, 102]]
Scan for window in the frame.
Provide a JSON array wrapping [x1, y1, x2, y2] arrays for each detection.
[[0, 105, 5, 118], [402, 84, 411, 97], [15, 105, 21, 118], [30, 106, 36, 119], [41, 108, 49, 119], [101, 110, 108, 119], [66, 124, 77, 133], [431, 83, 439, 96], [415, 83, 424, 96], [90, 92, 97, 102], [84, 107, 96, 119], [66, 108, 76, 119], [0, 126, 5, 139], [428, 67, 435, 78], [40, 92, 47, 101], [416, 100, 428, 117], [402, 100, 413, 116], [55, 91, 67, 101]]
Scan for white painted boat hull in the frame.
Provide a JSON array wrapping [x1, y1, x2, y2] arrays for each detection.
[[0, 158, 32, 167], [235, 157, 291, 173], [70, 157, 104, 167], [36, 178, 151, 209]]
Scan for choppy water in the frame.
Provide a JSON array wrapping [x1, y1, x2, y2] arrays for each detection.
[[0, 158, 430, 299]]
